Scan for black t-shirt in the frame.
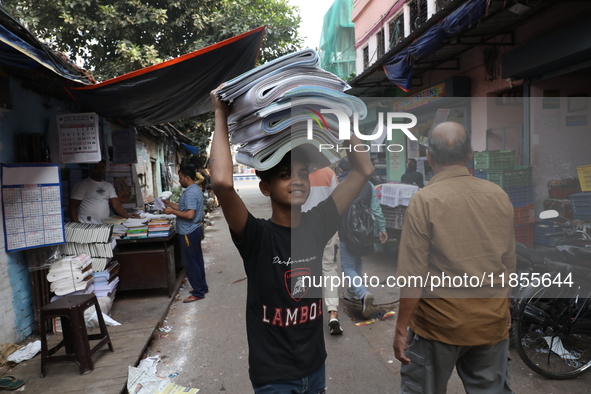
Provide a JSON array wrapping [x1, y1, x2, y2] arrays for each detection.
[[232, 197, 340, 384], [401, 171, 424, 188]]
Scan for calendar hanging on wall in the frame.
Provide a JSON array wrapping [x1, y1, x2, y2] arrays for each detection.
[[57, 112, 102, 163], [1, 163, 66, 252]]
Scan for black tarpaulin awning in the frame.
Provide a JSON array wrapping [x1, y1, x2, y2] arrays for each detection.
[[67, 26, 265, 127]]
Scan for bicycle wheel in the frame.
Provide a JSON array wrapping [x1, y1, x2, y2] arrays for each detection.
[[515, 282, 591, 379]]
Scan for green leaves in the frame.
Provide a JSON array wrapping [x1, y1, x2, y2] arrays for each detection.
[[4, 0, 304, 145], [6, 0, 303, 82]]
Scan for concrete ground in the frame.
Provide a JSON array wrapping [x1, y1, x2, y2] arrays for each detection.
[[146, 179, 591, 393]]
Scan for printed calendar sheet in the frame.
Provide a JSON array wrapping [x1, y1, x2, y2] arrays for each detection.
[[57, 112, 102, 163], [2, 164, 66, 252]]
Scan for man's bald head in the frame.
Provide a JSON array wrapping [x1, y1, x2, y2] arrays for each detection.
[[427, 122, 472, 166]]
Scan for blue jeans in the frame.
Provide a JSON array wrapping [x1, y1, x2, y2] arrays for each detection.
[[340, 241, 369, 300], [179, 226, 208, 297], [252, 363, 326, 394]]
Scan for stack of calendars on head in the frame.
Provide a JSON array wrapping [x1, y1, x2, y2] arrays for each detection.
[[123, 218, 149, 239], [215, 48, 368, 171], [147, 218, 172, 238], [92, 261, 120, 300], [47, 254, 94, 297]]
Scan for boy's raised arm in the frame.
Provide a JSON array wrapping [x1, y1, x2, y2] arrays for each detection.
[[210, 87, 249, 239], [331, 135, 375, 215]]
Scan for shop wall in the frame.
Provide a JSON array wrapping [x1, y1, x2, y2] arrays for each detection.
[[530, 77, 591, 214], [353, 0, 398, 74], [0, 78, 67, 344], [408, 45, 520, 152], [136, 134, 160, 203]]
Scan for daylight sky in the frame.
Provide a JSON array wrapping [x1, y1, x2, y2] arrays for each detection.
[[288, 0, 336, 50]]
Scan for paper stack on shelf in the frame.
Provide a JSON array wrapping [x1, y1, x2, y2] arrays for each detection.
[[93, 261, 120, 299], [123, 218, 149, 239], [216, 48, 367, 171], [50, 285, 95, 302], [104, 216, 128, 238], [92, 257, 112, 272], [147, 218, 172, 238], [61, 223, 118, 263], [103, 216, 127, 225], [64, 222, 113, 243], [47, 254, 94, 296]]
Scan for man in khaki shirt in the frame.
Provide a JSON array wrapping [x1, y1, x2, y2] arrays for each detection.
[[393, 122, 515, 393]]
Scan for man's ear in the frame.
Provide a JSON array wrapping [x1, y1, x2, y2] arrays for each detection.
[[426, 149, 434, 168], [259, 180, 271, 197], [466, 149, 474, 164]]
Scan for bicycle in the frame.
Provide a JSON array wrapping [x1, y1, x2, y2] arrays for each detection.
[[512, 210, 591, 379]]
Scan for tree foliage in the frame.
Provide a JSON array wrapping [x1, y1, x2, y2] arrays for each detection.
[[5, 0, 302, 80], [4, 0, 304, 150]]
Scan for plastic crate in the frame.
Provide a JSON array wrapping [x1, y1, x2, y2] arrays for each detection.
[[548, 177, 581, 199], [485, 167, 532, 188], [514, 205, 534, 225], [570, 192, 591, 221], [505, 186, 534, 207], [474, 169, 488, 180], [534, 221, 571, 247], [578, 165, 591, 191], [473, 151, 517, 169], [381, 205, 406, 230], [514, 224, 533, 247], [543, 199, 574, 220]]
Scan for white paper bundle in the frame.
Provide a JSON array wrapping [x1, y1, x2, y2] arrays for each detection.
[[217, 49, 367, 172]]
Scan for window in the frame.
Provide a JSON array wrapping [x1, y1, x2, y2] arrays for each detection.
[[377, 28, 385, 59], [409, 0, 428, 33], [363, 46, 369, 70], [389, 13, 404, 49]]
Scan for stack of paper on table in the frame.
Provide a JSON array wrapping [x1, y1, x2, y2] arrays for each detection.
[[216, 48, 367, 171], [47, 254, 94, 296], [147, 218, 172, 238], [123, 218, 149, 239], [104, 216, 128, 237]]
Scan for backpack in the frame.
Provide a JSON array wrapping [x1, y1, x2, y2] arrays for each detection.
[[339, 182, 375, 256]]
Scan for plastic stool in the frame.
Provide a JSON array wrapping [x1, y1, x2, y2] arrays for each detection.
[[40, 294, 114, 377]]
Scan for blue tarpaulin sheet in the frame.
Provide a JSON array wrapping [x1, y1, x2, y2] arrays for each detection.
[[383, 0, 488, 91], [0, 23, 91, 84], [181, 143, 201, 156]]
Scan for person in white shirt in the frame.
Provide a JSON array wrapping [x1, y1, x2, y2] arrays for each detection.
[[69, 160, 137, 224]]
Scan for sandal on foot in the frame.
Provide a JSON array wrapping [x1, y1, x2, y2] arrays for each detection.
[[183, 295, 204, 303], [0, 376, 25, 390], [328, 318, 343, 335]]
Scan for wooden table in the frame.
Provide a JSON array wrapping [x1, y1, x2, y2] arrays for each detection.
[[114, 232, 177, 296]]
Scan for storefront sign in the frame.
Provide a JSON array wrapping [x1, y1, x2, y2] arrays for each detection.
[[394, 83, 447, 111]]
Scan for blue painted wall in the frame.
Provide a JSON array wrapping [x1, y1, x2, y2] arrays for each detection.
[[0, 77, 72, 342]]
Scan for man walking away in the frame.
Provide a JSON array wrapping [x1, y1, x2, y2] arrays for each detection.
[[393, 122, 515, 393]]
